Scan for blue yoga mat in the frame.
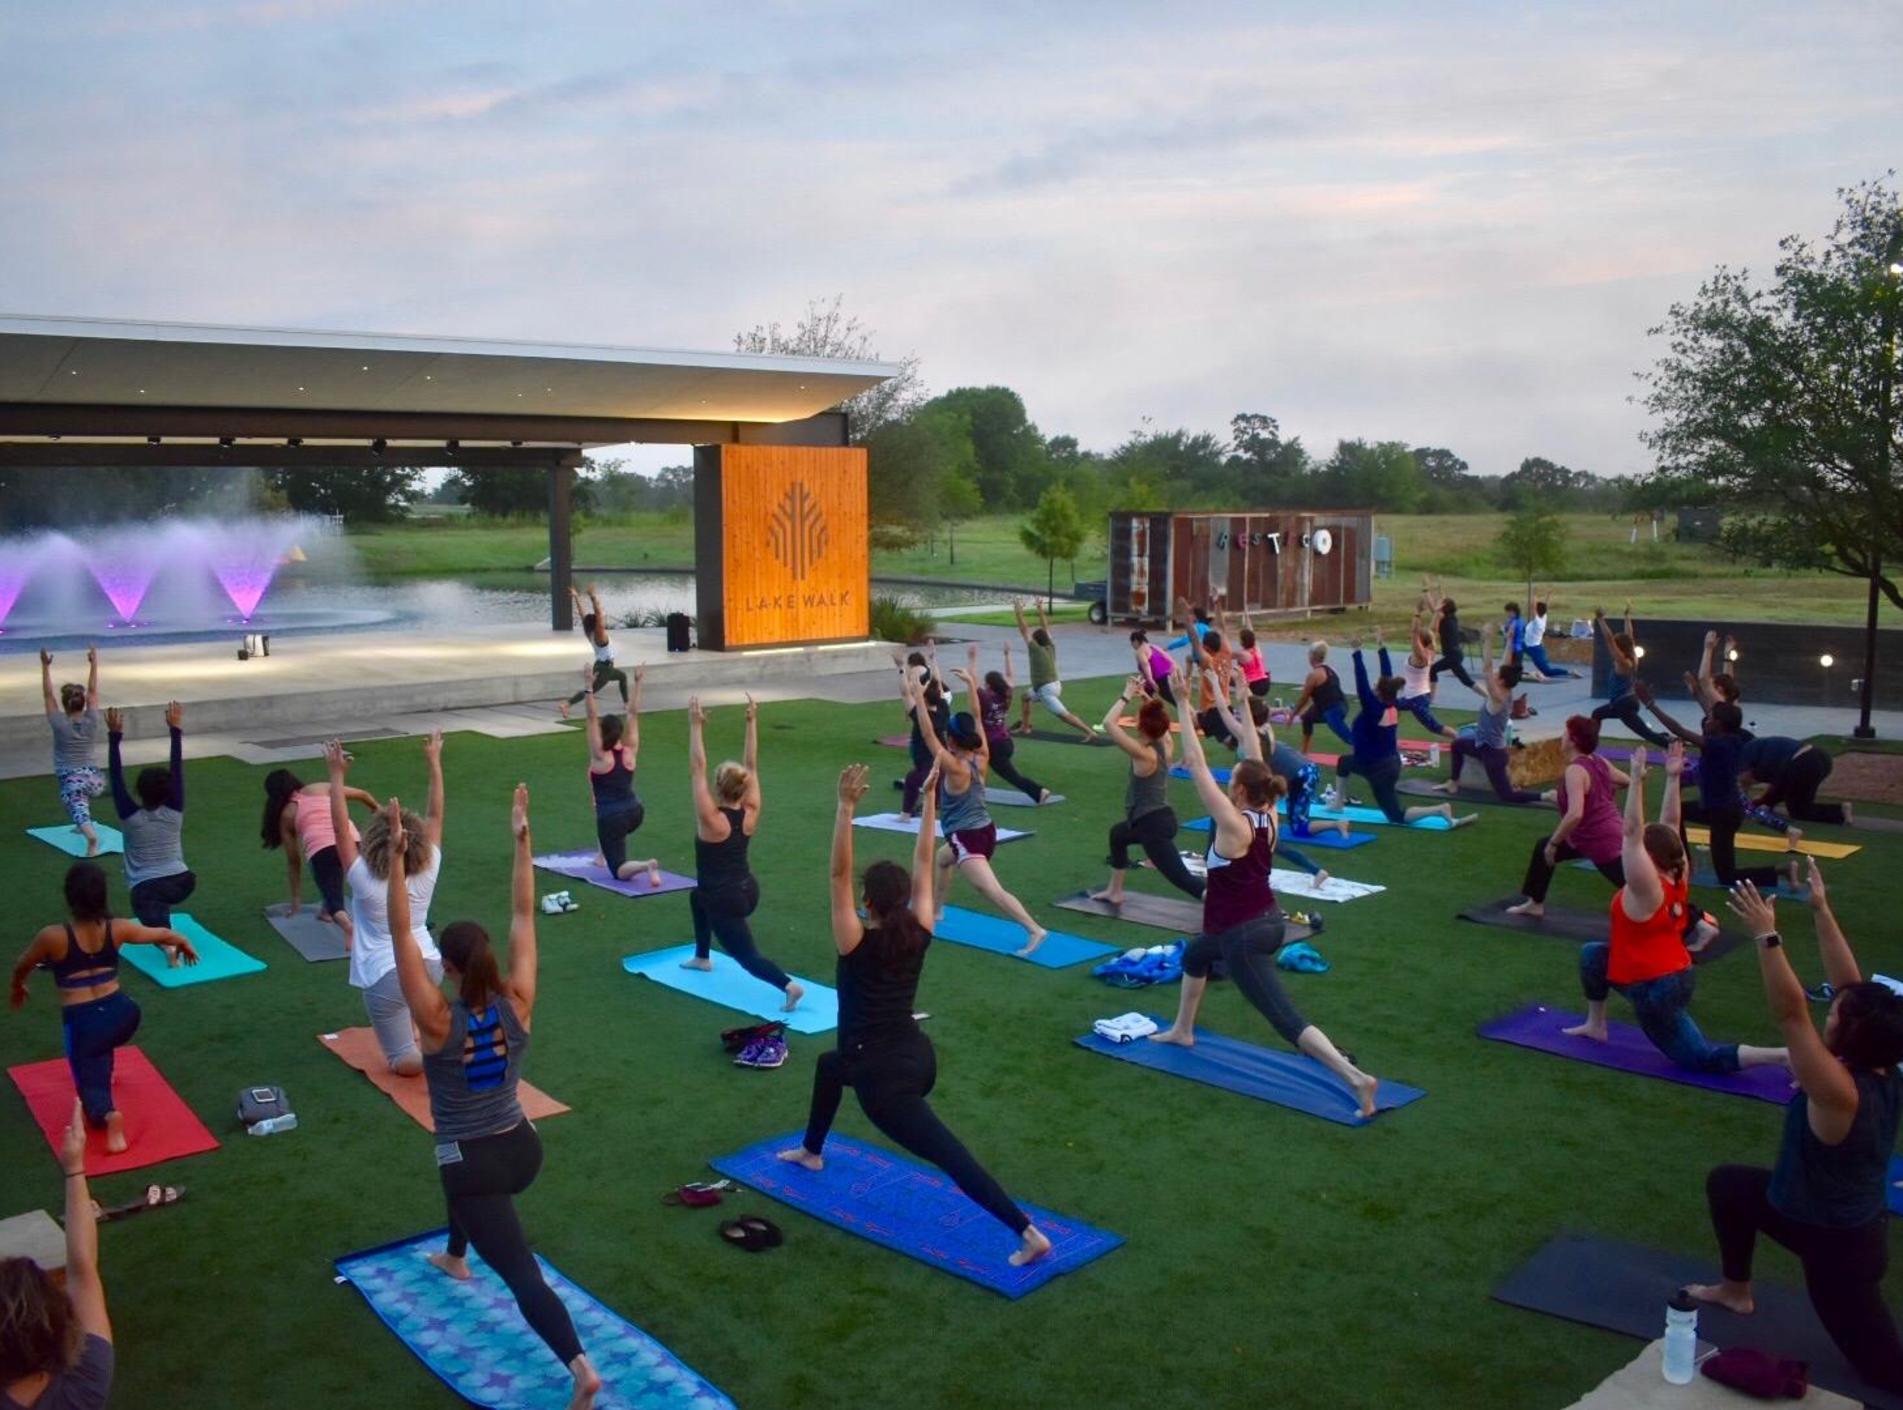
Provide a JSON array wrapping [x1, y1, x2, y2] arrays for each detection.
[[1169, 764, 1231, 784], [336, 1228, 737, 1409], [932, 905, 1119, 969], [120, 914, 265, 988], [621, 945, 837, 1035], [1889, 1155, 1903, 1217], [25, 825, 123, 857], [1184, 817, 1376, 851], [711, 1132, 1122, 1298], [1073, 1020, 1425, 1125], [1288, 798, 1459, 830]]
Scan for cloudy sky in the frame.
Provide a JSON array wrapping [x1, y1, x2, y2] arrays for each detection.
[[2, 1, 1898, 477]]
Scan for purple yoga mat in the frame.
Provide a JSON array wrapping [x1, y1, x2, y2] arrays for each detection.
[[1478, 1004, 1795, 1104], [534, 852, 696, 898], [1597, 744, 1668, 766]]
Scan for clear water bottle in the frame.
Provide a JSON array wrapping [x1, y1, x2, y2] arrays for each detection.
[[1662, 1291, 1697, 1384], [248, 1113, 298, 1137], [1428, 743, 1442, 768]]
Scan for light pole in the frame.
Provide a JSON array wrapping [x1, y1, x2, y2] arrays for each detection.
[[1853, 230, 1903, 739]]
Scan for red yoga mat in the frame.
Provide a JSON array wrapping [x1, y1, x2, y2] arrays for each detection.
[[8, 1046, 220, 1176]]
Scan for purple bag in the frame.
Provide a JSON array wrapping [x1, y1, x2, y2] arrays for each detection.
[[1701, 1347, 1809, 1399]]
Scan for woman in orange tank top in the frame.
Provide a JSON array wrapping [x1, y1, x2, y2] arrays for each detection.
[[1563, 742, 1787, 1074]]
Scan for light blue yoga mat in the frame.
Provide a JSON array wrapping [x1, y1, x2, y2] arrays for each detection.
[[25, 825, 123, 857], [120, 914, 265, 988], [1074, 1019, 1425, 1126], [337, 1228, 737, 1409], [931, 905, 1120, 969], [1889, 1155, 1903, 1216], [621, 944, 838, 1034], [1282, 798, 1460, 831], [712, 1132, 1122, 1298], [1184, 817, 1376, 851], [1170, 763, 1232, 784]]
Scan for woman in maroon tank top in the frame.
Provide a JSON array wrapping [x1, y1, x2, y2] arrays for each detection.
[[1507, 714, 1632, 918], [1148, 677, 1382, 1119]]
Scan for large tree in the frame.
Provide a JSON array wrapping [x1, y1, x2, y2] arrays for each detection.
[[1226, 413, 1313, 505], [734, 294, 923, 441], [449, 466, 594, 518], [923, 386, 1048, 509], [1321, 439, 1425, 512], [1639, 177, 1903, 732], [265, 465, 424, 522]]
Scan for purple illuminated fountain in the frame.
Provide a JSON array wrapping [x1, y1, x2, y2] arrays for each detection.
[[88, 561, 161, 622], [209, 522, 307, 620]]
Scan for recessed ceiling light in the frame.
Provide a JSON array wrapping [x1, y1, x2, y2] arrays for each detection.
[[360, 365, 369, 371]]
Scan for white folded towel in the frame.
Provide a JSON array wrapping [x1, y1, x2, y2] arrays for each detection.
[[1093, 1013, 1159, 1044]]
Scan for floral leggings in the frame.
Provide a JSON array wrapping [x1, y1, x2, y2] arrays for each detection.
[[57, 767, 105, 828]]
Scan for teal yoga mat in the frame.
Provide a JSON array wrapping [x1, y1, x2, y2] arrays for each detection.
[[931, 905, 1120, 968], [120, 914, 265, 988], [25, 825, 123, 857], [1282, 798, 1467, 831], [621, 945, 838, 1034]]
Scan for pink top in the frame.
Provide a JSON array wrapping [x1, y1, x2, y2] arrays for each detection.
[[1146, 646, 1175, 685], [1561, 753, 1622, 863], [293, 789, 357, 854], [1239, 647, 1268, 683]]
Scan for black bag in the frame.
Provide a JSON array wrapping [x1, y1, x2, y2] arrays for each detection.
[[666, 613, 692, 653], [236, 1085, 290, 1128]]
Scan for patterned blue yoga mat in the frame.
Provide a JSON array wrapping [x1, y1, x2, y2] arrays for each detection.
[[711, 1132, 1122, 1299], [336, 1229, 736, 1409]]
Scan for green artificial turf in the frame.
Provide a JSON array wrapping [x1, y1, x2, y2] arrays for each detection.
[[2, 690, 1897, 1410]]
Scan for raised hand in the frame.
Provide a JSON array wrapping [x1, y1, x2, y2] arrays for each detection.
[[966, 643, 980, 671], [511, 783, 530, 839], [165, 700, 183, 730], [1726, 879, 1777, 937], [837, 763, 870, 808], [688, 697, 706, 727], [633, 664, 646, 688], [86, 645, 97, 667], [1805, 856, 1827, 911], [323, 739, 350, 776], [60, 1098, 86, 1175], [921, 759, 943, 795], [1704, 629, 1718, 648], [1124, 674, 1146, 698], [105, 707, 124, 734], [1665, 739, 1685, 777], [1628, 749, 1648, 787], [744, 692, 758, 723], [422, 729, 443, 764], [39, 649, 52, 667]]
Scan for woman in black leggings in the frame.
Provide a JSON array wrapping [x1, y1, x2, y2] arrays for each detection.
[[1587, 604, 1673, 748], [1637, 690, 1798, 894], [777, 763, 1051, 1269], [972, 645, 1050, 804], [384, 789, 603, 1410], [582, 666, 660, 885], [682, 696, 805, 1011], [1689, 864, 1903, 1395], [1090, 681, 1204, 906]]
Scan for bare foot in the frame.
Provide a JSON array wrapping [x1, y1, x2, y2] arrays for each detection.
[[1014, 929, 1047, 958], [782, 981, 805, 1012], [1087, 887, 1124, 906], [1785, 826, 1804, 850], [428, 1252, 471, 1281], [558, 702, 571, 720], [85, 839, 100, 858], [568, 1354, 602, 1410], [1148, 1025, 1194, 1048], [1843, 802, 1855, 825], [1447, 812, 1478, 829], [1038, 789, 1053, 805], [776, 1146, 824, 1172], [679, 956, 714, 972], [1432, 780, 1460, 795], [1350, 1071, 1379, 1119], [1504, 899, 1545, 918], [104, 1111, 127, 1154], [647, 862, 663, 888], [1008, 1225, 1053, 1267], [1562, 1020, 1608, 1042], [1333, 818, 1352, 839], [1685, 1282, 1754, 1316]]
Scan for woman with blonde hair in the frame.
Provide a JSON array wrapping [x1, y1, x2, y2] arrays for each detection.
[[682, 696, 804, 1011]]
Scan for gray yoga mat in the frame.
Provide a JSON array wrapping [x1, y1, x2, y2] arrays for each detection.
[[1396, 778, 1546, 809], [1054, 890, 1314, 941], [1849, 813, 1903, 834], [984, 788, 1065, 808], [1493, 1232, 1903, 1410], [1456, 897, 1741, 965], [266, 907, 350, 962]]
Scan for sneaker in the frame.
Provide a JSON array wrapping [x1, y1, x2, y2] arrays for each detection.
[[751, 1036, 788, 1069], [539, 893, 566, 915]]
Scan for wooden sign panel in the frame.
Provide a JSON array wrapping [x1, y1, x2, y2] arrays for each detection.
[[694, 444, 869, 649]]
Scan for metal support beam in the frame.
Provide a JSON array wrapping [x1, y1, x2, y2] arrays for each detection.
[[548, 453, 578, 633]]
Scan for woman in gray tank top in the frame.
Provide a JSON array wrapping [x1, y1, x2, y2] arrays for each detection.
[[1436, 629, 1540, 804], [41, 647, 106, 857], [912, 665, 1049, 956], [383, 789, 603, 1410], [1091, 678, 1205, 905]]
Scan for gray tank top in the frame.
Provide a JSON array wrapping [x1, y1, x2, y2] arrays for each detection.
[[1476, 692, 1510, 750], [122, 808, 187, 888], [50, 710, 100, 772], [424, 995, 528, 1145], [1125, 741, 1170, 820], [939, 765, 991, 835]]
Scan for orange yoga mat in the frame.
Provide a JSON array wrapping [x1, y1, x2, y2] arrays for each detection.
[[319, 1028, 571, 1131], [8, 1046, 220, 1176]]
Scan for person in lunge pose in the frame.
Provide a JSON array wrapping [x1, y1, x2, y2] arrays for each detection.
[[896, 652, 949, 821], [559, 583, 628, 718], [1335, 638, 1462, 828], [775, 764, 1051, 1268], [1290, 641, 1354, 753], [1507, 715, 1629, 918], [1090, 680, 1203, 907], [385, 790, 603, 1410], [1687, 863, 1903, 1395], [106, 701, 194, 927], [1396, 605, 1461, 744], [583, 665, 662, 885], [1588, 604, 1673, 748], [1011, 598, 1098, 741], [972, 645, 1051, 805], [41, 647, 104, 857], [1436, 627, 1540, 804], [262, 766, 378, 942]]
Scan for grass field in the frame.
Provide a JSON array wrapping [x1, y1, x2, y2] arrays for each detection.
[[4, 689, 1899, 1409]]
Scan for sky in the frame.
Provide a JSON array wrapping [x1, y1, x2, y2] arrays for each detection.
[[1, 1, 1899, 479]]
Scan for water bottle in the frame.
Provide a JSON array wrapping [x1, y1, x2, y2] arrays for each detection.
[[1662, 1291, 1697, 1384], [248, 1113, 298, 1137], [1428, 743, 1442, 768]]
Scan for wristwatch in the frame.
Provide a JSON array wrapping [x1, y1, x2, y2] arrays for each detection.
[[1756, 930, 1782, 949]]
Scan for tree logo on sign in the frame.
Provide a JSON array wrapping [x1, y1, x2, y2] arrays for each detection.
[[768, 480, 829, 581]]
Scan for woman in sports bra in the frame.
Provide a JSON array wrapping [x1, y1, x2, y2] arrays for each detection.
[[9, 863, 198, 1152], [682, 696, 805, 1011], [583, 665, 661, 886], [1149, 694, 1380, 1119], [914, 664, 1049, 957], [383, 790, 603, 1410], [1091, 681, 1204, 907], [262, 767, 377, 940], [1562, 743, 1786, 1075]]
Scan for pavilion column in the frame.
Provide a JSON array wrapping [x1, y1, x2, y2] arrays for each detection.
[[548, 451, 580, 631]]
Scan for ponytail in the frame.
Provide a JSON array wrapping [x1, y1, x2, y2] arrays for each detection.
[[260, 769, 303, 848], [439, 921, 504, 1013]]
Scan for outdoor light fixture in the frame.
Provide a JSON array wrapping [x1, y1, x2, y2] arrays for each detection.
[[1821, 653, 1835, 668], [286, 437, 303, 447], [1633, 645, 1646, 659], [146, 435, 161, 445], [1726, 648, 1739, 662], [371, 438, 387, 455]]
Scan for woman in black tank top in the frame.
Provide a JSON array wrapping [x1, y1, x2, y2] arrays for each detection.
[[583, 670, 661, 886], [681, 697, 804, 1010], [773, 763, 1052, 1269]]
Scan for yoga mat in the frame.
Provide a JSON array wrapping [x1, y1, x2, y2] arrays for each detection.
[[1183, 817, 1377, 851], [1456, 897, 1743, 965], [1685, 827, 1859, 860], [1304, 742, 1435, 768], [1074, 1021, 1424, 1125], [621, 945, 838, 1035], [710, 1132, 1122, 1298], [852, 813, 1031, 843], [25, 824, 123, 857], [1493, 1233, 1903, 1410], [318, 1028, 571, 1131], [1850, 813, 1903, 835], [1397, 778, 1546, 809], [983, 787, 1065, 808], [8, 1046, 219, 1176], [1149, 852, 1385, 901], [1888, 1154, 1903, 1216], [1478, 1005, 1794, 1104], [1690, 865, 1808, 902], [534, 851, 696, 898], [120, 914, 265, 988], [337, 1228, 738, 1409], [1291, 798, 1470, 831], [266, 906, 349, 962], [931, 905, 1119, 968], [1054, 889, 1204, 934], [1025, 729, 1108, 746], [1598, 745, 1669, 766], [873, 734, 910, 749]]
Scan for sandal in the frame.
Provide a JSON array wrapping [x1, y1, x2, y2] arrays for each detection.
[[718, 1215, 782, 1252], [94, 1184, 186, 1222]]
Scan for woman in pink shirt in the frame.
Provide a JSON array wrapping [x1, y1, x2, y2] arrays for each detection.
[[261, 768, 375, 939], [1225, 611, 1271, 697], [1507, 715, 1631, 917]]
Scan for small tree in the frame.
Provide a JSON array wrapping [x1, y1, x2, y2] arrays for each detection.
[[1494, 502, 1568, 610], [1019, 484, 1087, 608]]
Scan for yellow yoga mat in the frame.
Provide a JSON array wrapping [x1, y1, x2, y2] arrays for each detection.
[[1684, 827, 1861, 860]]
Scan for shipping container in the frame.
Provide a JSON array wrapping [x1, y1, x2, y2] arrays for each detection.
[[1106, 509, 1373, 623]]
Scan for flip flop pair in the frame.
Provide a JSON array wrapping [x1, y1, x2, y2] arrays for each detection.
[[719, 1215, 782, 1252], [93, 1184, 186, 1222]]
